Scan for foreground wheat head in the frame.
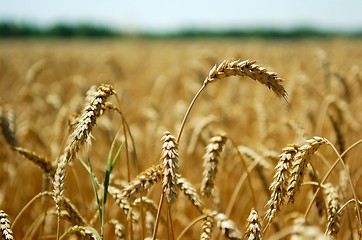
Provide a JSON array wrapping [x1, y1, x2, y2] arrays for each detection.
[[0, 210, 13, 240], [53, 84, 115, 214]]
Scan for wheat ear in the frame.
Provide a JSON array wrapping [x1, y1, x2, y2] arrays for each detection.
[[53, 84, 115, 214], [245, 209, 262, 240], [200, 211, 215, 240], [12, 146, 55, 176], [109, 219, 125, 240], [324, 183, 341, 239], [204, 59, 287, 99], [201, 133, 227, 197], [121, 164, 163, 199], [0, 107, 17, 147], [177, 58, 286, 143], [287, 136, 328, 203], [265, 144, 298, 224], [161, 131, 179, 205], [0, 210, 13, 240], [177, 176, 204, 213], [214, 212, 242, 240], [108, 186, 134, 221]]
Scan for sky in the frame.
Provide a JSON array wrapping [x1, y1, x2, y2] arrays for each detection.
[[1, 0, 362, 32]]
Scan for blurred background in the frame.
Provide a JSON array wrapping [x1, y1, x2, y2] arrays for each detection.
[[1, 0, 362, 38]]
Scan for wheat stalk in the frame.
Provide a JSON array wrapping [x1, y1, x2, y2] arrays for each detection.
[[201, 133, 227, 197], [0, 210, 13, 240], [53, 84, 115, 215]]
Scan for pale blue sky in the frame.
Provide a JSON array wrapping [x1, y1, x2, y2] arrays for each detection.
[[1, 0, 361, 32]]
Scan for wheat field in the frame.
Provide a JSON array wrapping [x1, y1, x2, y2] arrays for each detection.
[[0, 38, 361, 239]]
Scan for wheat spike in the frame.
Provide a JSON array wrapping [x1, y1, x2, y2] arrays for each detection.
[[121, 164, 163, 199], [108, 186, 134, 221], [12, 146, 55, 176], [177, 176, 204, 213], [200, 211, 215, 240], [110, 219, 125, 240], [53, 84, 115, 214], [215, 212, 242, 240], [0, 107, 17, 147], [160, 131, 179, 205], [265, 144, 298, 223], [201, 133, 227, 197], [324, 183, 341, 239], [245, 209, 262, 240], [204, 59, 287, 99], [62, 196, 87, 226], [287, 137, 328, 203], [0, 210, 13, 240]]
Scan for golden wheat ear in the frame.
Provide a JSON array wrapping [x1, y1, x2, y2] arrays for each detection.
[[0, 210, 14, 240], [204, 59, 287, 99]]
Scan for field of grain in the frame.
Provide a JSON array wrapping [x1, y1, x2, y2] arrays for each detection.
[[0, 38, 361, 239]]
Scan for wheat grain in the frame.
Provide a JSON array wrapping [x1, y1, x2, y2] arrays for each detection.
[[245, 209, 262, 240], [0, 210, 13, 240], [161, 131, 179, 205], [201, 133, 227, 197]]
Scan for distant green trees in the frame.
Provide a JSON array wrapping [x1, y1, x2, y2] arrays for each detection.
[[0, 21, 360, 38]]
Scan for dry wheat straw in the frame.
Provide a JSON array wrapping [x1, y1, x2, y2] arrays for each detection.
[[203, 59, 287, 99], [245, 209, 262, 240], [324, 183, 341, 239], [161, 131, 179, 205], [328, 114, 345, 154], [0, 210, 13, 240], [265, 144, 298, 223], [177, 176, 204, 213], [200, 211, 215, 240], [287, 137, 328, 203], [12, 146, 55, 176], [110, 219, 125, 240], [201, 133, 227, 197], [121, 164, 163, 199], [53, 84, 115, 214], [0, 107, 17, 147]]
